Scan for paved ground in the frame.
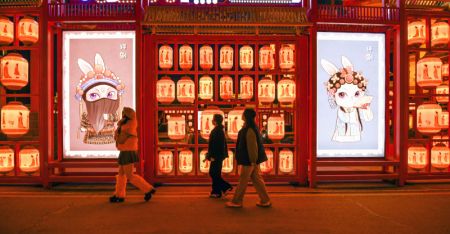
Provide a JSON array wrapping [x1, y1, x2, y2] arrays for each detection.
[[1, 182, 450, 234]]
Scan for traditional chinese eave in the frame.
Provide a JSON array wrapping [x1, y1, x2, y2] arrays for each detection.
[[0, 0, 42, 8]]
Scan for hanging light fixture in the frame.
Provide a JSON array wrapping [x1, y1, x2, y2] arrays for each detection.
[[219, 45, 234, 70], [268, 115, 285, 141], [279, 149, 294, 173], [431, 145, 450, 170], [408, 146, 428, 170], [158, 150, 173, 174], [260, 149, 274, 173], [19, 146, 39, 174], [416, 104, 442, 134], [199, 149, 210, 173], [1, 102, 30, 137], [17, 17, 38, 45], [179, 45, 193, 70], [0, 17, 14, 45], [277, 77, 296, 105], [239, 45, 253, 70], [167, 115, 186, 140], [0, 53, 29, 90], [200, 107, 224, 140], [416, 55, 442, 88], [258, 76, 276, 104], [156, 76, 175, 104], [199, 45, 213, 70], [219, 75, 234, 100], [227, 108, 244, 140], [239, 75, 254, 100], [159, 44, 173, 70], [178, 150, 193, 174], [408, 19, 426, 46], [436, 82, 449, 103], [176, 76, 195, 104], [259, 45, 275, 70], [0, 146, 14, 174], [279, 44, 295, 70], [198, 75, 213, 100], [431, 20, 449, 47]]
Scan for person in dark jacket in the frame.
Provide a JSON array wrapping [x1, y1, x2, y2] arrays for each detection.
[[205, 114, 232, 198], [226, 108, 271, 208]]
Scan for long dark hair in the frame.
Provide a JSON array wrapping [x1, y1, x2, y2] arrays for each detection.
[[243, 108, 257, 129], [213, 114, 224, 128]]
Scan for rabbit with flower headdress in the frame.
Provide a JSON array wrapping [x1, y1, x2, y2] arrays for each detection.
[[75, 53, 125, 144], [321, 56, 373, 142]]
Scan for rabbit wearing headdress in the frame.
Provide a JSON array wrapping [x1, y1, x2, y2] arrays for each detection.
[[321, 56, 373, 142]]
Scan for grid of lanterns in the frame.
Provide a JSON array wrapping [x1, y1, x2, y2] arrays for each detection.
[[0, 146, 40, 175], [408, 19, 449, 47], [408, 145, 450, 171], [0, 16, 39, 46]]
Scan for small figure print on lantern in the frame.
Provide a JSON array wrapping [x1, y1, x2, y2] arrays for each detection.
[[177, 77, 195, 104], [267, 115, 285, 141], [431, 20, 449, 47], [0, 146, 14, 175], [442, 64, 449, 77], [220, 45, 233, 70], [227, 109, 244, 140], [0, 17, 14, 45], [1, 102, 30, 137], [199, 150, 210, 173], [260, 149, 274, 174], [199, 45, 213, 70], [439, 111, 449, 128], [416, 56, 442, 88], [408, 19, 426, 46], [279, 44, 295, 70], [178, 150, 193, 174], [408, 146, 428, 171], [239, 76, 254, 100], [167, 115, 186, 140], [431, 145, 450, 171], [0, 53, 29, 90], [200, 108, 224, 140], [259, 45, 275, 70], [279, 149, 294, 174], [277, 77, 296, 105], [179, 45, 193, 70], [158, 150, 173, 174], [199, 75, 213, 100], [239, 45, 253, 70], [416, 104, 442, 134], [222, 150, 234, 173], [220, 75, 234, 100], [19, 146, 39, 174], [156, 76, 175, 104], [18, 17, 38, 45], [159, 44, 173, 70], [258, 77, 276, 105], [436, 82, 449, 103]]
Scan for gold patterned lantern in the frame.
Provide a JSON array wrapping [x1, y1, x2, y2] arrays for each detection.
[[0, 17, 14, 45], [439, 111, 449, 128], [239, 75, 253, 100], [442, 64, 449, 77], [17, 17, 38, 45], [260, 149, 274, 174], [436, 82, 449, 103], [222, 150, 234, 173], [431, 145, 450, 170], [277, 78, 296, 105], [416, 56, 442, 88], [178, 150, 193, 174], [259, 45, 275, 70], [200, 108, 224, 140], [408, 19, 426, 46], [408, 146, 428, 170], [1, 102, 30, 137], [159, 44, 173, 70], [227, 108, 244, 140], [199, 45, 213, 70], [158, 150, 173, 174], [258, 77, 276, 104], [167, 115, 186, 140], [417, 104, 442, 134], [156, 76, 175, 104], [431, 20, 449, 47], [220, 45, 233, 70], [199, 149, 210, 173], [19, 146, 39, 174], [1, 53, 29, 90], [279, 44, 295, 70], [268, 115, 285, 141], [177, 76, 195, 103], [199, 75, 213, 100], [239, 45, 253, 70], [220, 75, 233, 100], [279, 149, 294, 173], [179, 45, 193, 70], [0, 146, 14, 174]]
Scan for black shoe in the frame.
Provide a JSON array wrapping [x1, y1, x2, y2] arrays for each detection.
[[144, 189, 156, 202], [209, 193, 222, 198], [109, 195, 125, 203], [222, 187, 233, 196]]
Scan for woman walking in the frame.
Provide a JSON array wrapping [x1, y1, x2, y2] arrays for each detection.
[[110, 107, 156, 203], [226, 108, 271, 208]]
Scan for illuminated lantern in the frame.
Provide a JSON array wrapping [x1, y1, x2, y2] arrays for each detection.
[[268, 115, 285, 141], [416, 56, 442, 88], [0, 53, 29, 90], [220, 75, 234, 100], [199, 150, 210, 173], [219, 45, 233, 70], [0, 146, 14, 174], [431, 145, 450, 170], [1, 102, 30, 137], [442, 64, 449, 77], [19, 146, 39, 174], [156, 76, 175, 104], [416, 104, 442, 134], [0, 17, 14, 45], [259, 45, 275, 70], [176, 76, 195, 103], [179, 45, 193, 70], [279, 149, 294, 173], [199, 75, 213, 100], [167, 115, 186, 140], [239, 45, 253, 70], [436, 82, 449, 103], [279, 45, 295, 70], [222, 150, 234, 173], [408, 146, 428, 170], [277, 78, 296, 104], [408, 19, 426, 46], [159, 45, 173, 70], [227, 108, 244, 140], [17, 17, 38, 45], [433, 135, 449, 147], [431, 20, 449, 47], [439, 111, 449, 128], [178, 150, 193, 174], [260, 149, 274, 173], [200, 108, 224, 140], [158, 150, 173, 174], [258, 77, 276, 104], [199, 45, 213, 70], [239, 75, 253, 100]]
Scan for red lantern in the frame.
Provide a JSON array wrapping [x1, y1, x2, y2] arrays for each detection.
[[0, 17, 14, 45], [259, 45, 275, 70], [277, 78, 296, 104], [260, 149, 274, 173], [442, 64, 449, 77], [177, 76, 195, 103], [227, 108, 244, 140], [408, 19, 426, 46], [0, 53, 29, 90], [268, 115, 285, 141], [178, 150, 193, 174], [19, 146, 39, 174], [258, 77, 276, 104], [239, 45, 253, 70], [219, 75, 233, 100], [439, 111, 449, 128], [17, 17, 38, 45], [433, 135, 449, 147], [199, 45, 213, 70], [158, 150, 173, 174], [156, 76, 175, 104], [1, 102, 30, 137], [408, 146, 428, 170], [167, 115, 186, 140], [279, 149, 294, 173], [199, 149, 210, 173], [222, 150, 234, 173], [220, 45, 233, 70], [239, 75, 253, 100], [279, 44, 295, 70], [199, 75, 213, 100], [416, 56, 442, 88], [200, 108, 224, 140], [417, 104, 442, 134], [436, 82, 449, 103], [431, 145, 450, 170], [431, 20, 449, 47], [0, 146, 14, 174], [179, 45, 193, 70], [159, 45, 173, 70]]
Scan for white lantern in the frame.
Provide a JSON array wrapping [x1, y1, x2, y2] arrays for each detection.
[[158, 150, 173, 174], [408, 19, 426, 46], [18, 17, 38, 45], [222, 150, 234, 173], [268, 115, 285, 141], [431, 145, 450, 170], [436, 82, 449, 103], [416, 104, 442, 134], [259, 45, 275, 70], [1, 102, 30, 137], [0, 17, 14, 45], [416, 56, 442, 88], [19, 146, 39, 174], [260, 149, 274, 174], [258, 77, 276, 104], [277, 78, 296, 105], [176, 76, 195, 103], [227, 108, 244, 140], [179, 45, 193, 70], [199, 45, 213, 70], [167, 115, 186, 140], [279, 44, 295, 70], [239, 75, 253, 100], [219, 75, 233, 100], [199, 75, 213, 100], [1, 53, 29, 90], [199, 149, 210, 173], [220, 45, 233, 70], [279, 149, 294, 173], [408, 146, 428, 170], [431, 20, 449, 47], [200, 108, 224, 140], [0, 146, 14, 174], [156, 76, 176, 104], [159, 45, 173, 70], [178, 150, 193, 174], [239, 45, 253, 70]]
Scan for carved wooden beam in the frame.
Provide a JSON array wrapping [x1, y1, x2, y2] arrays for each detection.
[[0, 0, 42, 8]]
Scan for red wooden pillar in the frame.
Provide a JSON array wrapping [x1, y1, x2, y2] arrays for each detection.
[[308, 24, 317, 188], [398, 0, 407, 186]]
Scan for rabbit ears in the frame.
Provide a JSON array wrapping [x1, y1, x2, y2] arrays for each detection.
[[77, 53, 105, 75], [320, 56, 354, 76]]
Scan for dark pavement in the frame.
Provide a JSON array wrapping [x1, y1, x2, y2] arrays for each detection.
[[1, 182, 450, 234]]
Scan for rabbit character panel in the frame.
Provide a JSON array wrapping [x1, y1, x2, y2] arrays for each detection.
[[321, 56, 373, 142]]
